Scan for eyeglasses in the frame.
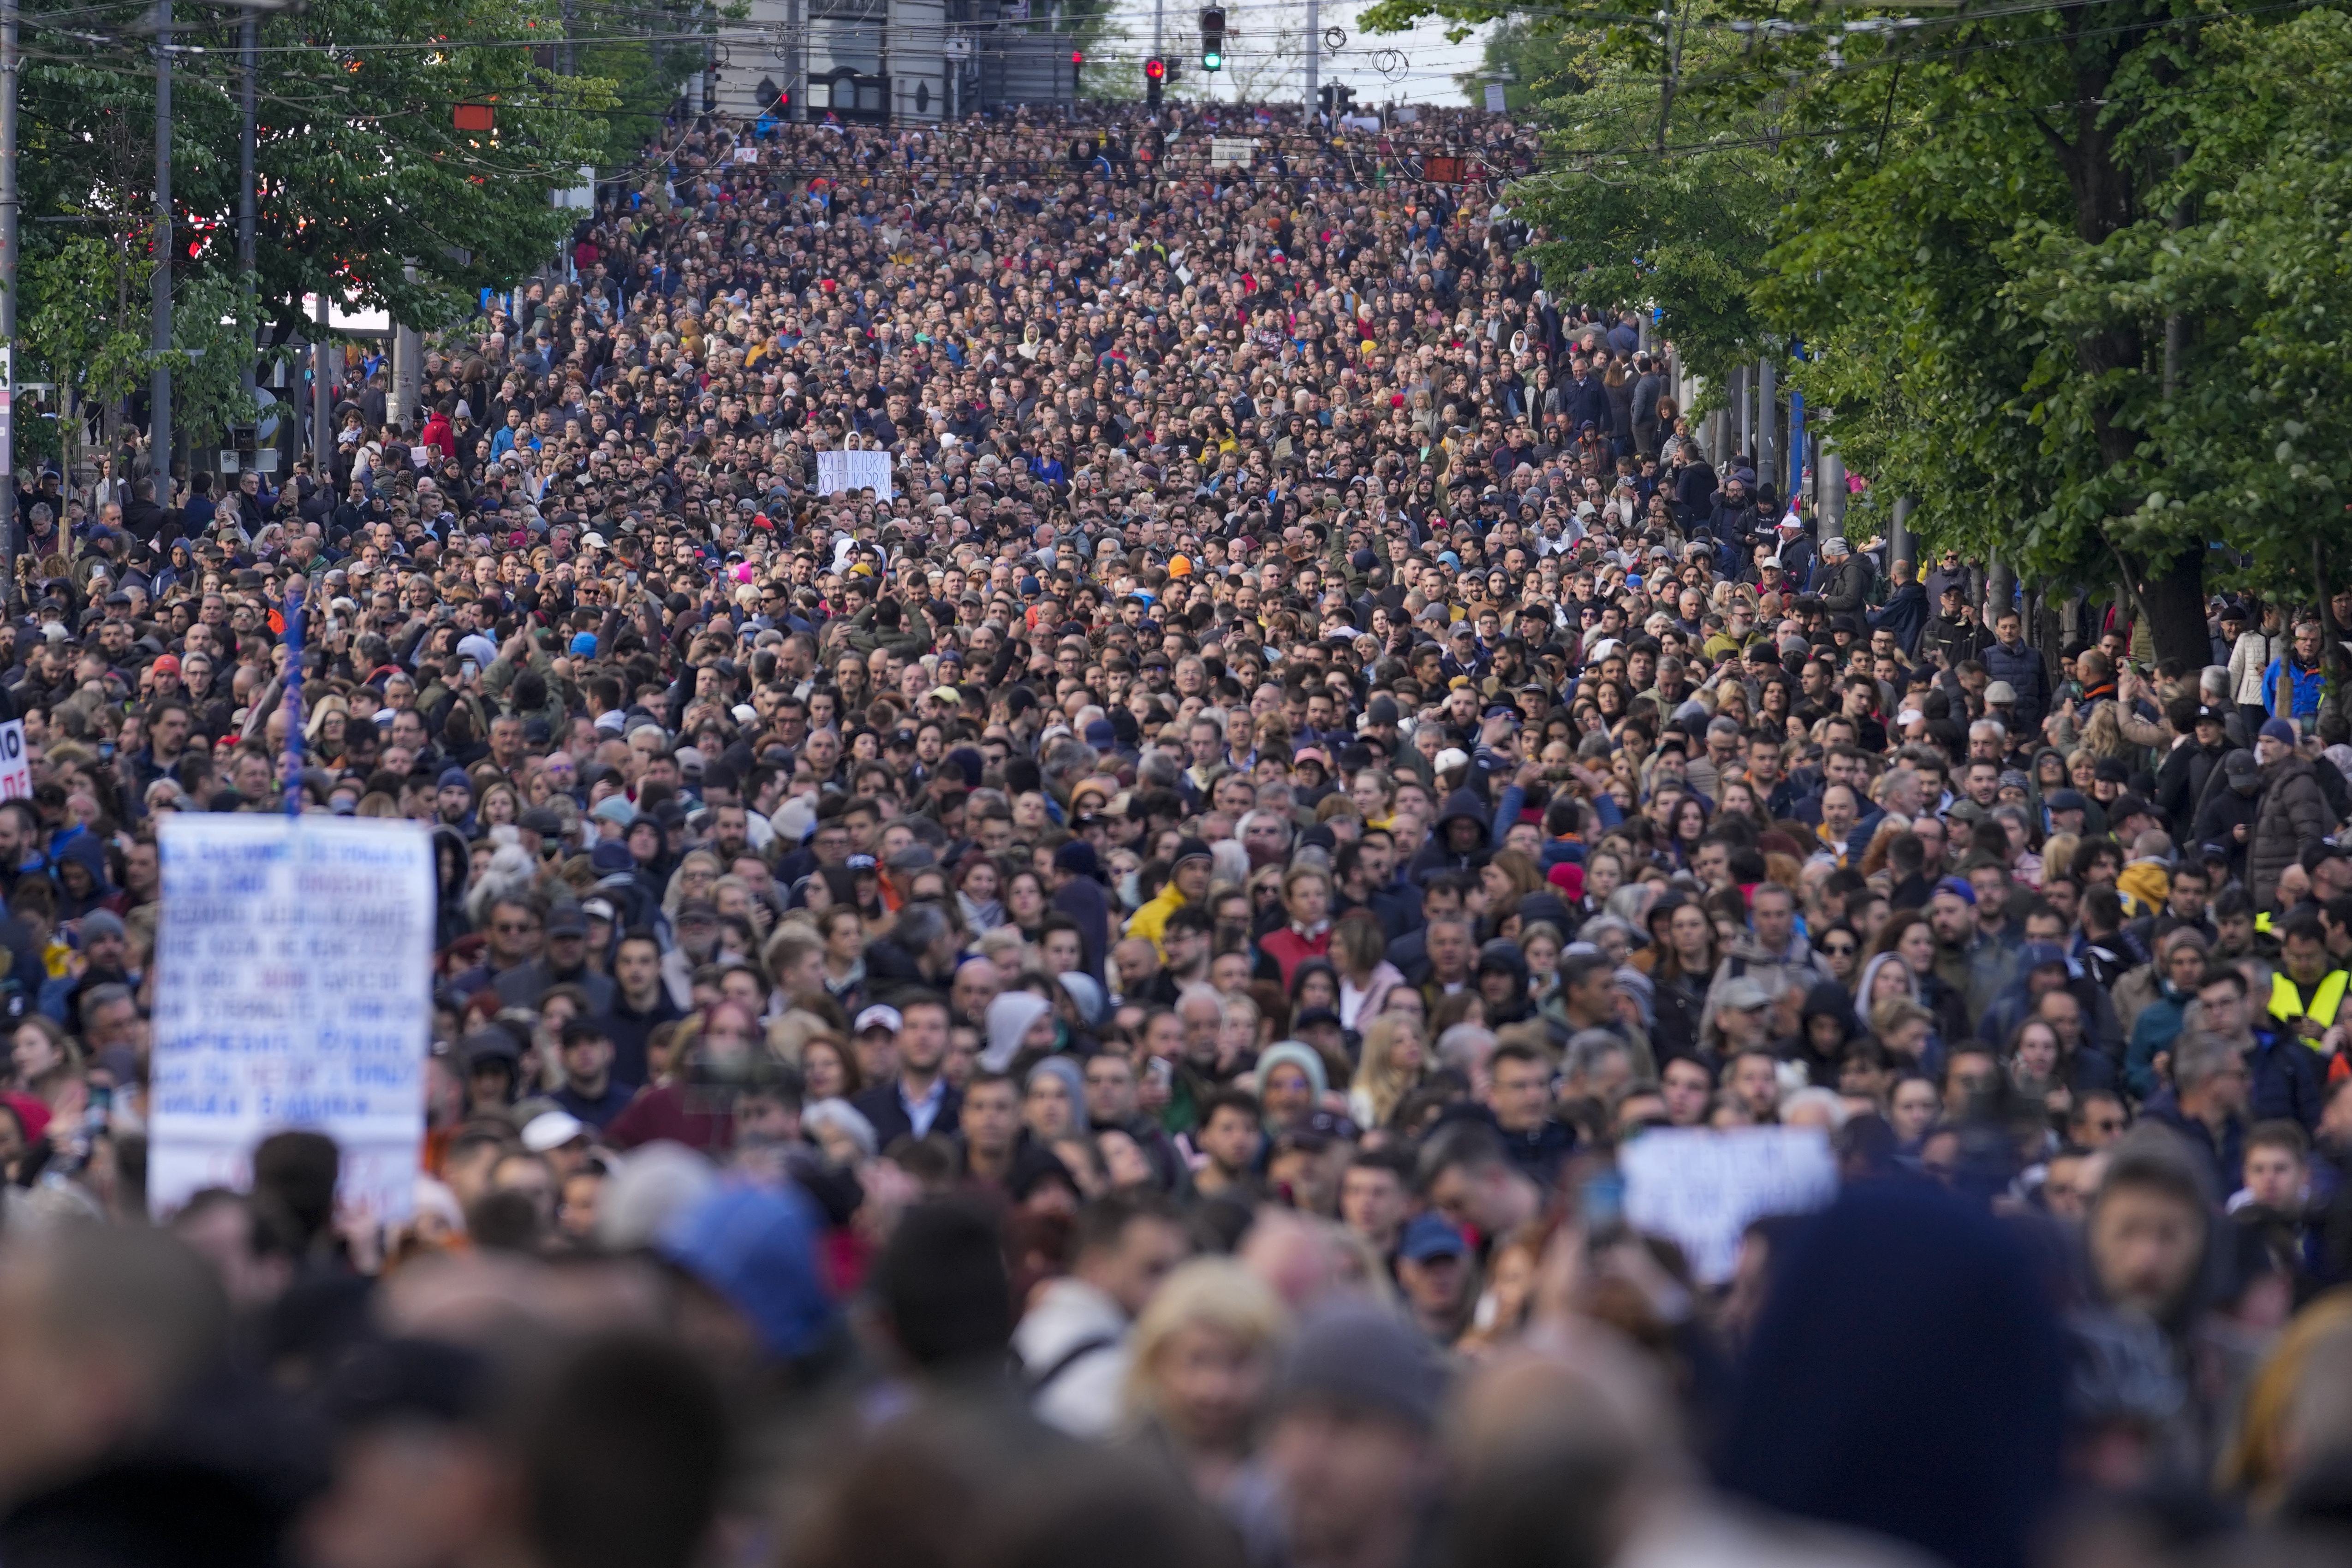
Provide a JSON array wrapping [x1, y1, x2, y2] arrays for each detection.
[[1821, 941, 1857, 957], [493, 921, 541, 935]]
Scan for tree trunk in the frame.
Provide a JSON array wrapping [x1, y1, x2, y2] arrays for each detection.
[[2135, 548, 2209, 671]]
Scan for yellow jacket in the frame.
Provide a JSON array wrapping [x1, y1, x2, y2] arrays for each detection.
[[1125, 883, 1190, 957]]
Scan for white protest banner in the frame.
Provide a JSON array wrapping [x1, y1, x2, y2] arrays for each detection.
[[1210, 137, 1258, 169], [816, 447, 893, 499], [0, 718, 29, 799], [1484, 82, 1508, 113], [1620, 1126, 1839, 1285], [148, 816, 435, 1219]]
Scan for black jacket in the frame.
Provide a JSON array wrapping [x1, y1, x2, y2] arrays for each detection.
[[852, 1077, 965, 1151]]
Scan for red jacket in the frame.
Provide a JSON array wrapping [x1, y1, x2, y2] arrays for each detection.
[[1258, 925, 1333, 988]]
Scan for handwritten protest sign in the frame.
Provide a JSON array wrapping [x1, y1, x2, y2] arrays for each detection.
[[0, 719, 28, 798], [148, 816, 434, 1218], [1620, 1127, 1839, 1284], [816, 448, 893, 499]]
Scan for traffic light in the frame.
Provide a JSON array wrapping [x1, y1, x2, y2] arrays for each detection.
[[1199, 6, 1224, 71], [1071, 46, 1083, 91], [1144, 55, 1164, 107]]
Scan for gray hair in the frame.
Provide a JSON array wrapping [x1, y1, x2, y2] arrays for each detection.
[[1435, 1023, 1498, 1078], [889, 902, 952, 956], [1564, 1028, 1631, 1084], [802, 1097, 878, 1160], [2169, 1032, 2240, 1095], [1175, 983, 1226, 1028], [1136, 748, 1182, 789], [1780, 1086, 1850, 1129], [1234, 809, 1293, 847], [80, 982, 134, 1028]]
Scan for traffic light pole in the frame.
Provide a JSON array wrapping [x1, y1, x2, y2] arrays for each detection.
[[153, 0, 172, 484], [1152, 0, 1162, 97], [1, 0, 17, 602], [238, 9, 255, 403], [1303, 0, 1316, 128]]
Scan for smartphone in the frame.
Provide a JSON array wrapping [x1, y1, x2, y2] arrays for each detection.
[[1147, 1056, 1173, 1092], [460, 659, 479, 680], [1578, 1166, 1627, 1247]]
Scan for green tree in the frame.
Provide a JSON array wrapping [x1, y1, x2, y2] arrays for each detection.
[[1456, 12, 1585, 113], [15, 0, 620, 349], [1360, 0, 2352, 665]]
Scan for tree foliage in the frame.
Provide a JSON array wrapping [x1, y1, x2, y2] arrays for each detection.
[[12, 0, 651, 411], [1360, 0, 2352, 664]]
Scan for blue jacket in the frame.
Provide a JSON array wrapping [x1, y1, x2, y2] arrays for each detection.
[[2263, 655, 2325, 721], [1980, 638, 2050, 731], [2246, 1029, 2328, 1132]]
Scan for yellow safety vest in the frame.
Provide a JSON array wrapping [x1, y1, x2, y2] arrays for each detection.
[[2269, 969, 2350, 1044]]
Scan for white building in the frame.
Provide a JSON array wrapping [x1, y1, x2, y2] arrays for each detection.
[[714, 0, 1077, 124]]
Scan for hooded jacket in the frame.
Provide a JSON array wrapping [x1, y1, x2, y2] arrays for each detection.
[[1797, 978, 1860, 1084], [1473, 939, 1535, 1028], [2251, 753, 2332, 911], [1717, 1182, 2064, 1568], [1404, 788, 1494, 885]]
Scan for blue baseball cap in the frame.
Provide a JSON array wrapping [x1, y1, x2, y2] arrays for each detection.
[[1398, 1212, 1467, 1263]]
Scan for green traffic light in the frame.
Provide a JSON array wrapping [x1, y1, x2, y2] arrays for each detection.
[[1202, 48, 1222, 69]]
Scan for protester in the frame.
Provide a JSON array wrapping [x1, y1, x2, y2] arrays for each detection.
[[6, 89, 2352, 1568]]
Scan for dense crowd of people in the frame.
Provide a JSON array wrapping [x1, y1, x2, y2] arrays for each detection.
[[1, 91, 2351, 1568]]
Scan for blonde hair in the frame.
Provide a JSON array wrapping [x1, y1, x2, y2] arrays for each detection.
[[1122, 1258, 1290, 1430], [1351, 1013, 1426, 1128]]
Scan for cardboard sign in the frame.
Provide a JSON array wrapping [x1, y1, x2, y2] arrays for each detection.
[[0, 719, 28, 799], [816, 447, 893, 499], [1620, 1126, 1839, 1284], [148, 817, 435, 1219]]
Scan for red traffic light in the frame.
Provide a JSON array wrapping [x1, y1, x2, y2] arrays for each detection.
[[1072, 48, 1084, 63], [1144, 57, 1165, 78]]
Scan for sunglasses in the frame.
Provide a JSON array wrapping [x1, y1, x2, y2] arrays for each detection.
[[1821, 941, 1858, 956]]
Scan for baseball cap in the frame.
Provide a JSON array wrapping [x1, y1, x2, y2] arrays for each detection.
[[854, 1005, 903, 1035], [521, 1110, 589, 1153], [1398, 1213, 1467, 1263], [1716, 975, 1772, 1012]]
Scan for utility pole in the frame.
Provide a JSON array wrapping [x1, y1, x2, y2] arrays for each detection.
[[152, 0, 173, 482], [1303, 0, 1318, 129], [790, 0, 805, 120], [1757, 356, 1776, 495], [0, 0, 16, 603], [1732, 362, 1750, 466], [310, 287, 328, 482], [1818, 437, 1846, 540], [238, 8, 256, 403], [1788, 388, 1807, 521], [1152, 0, 1162, 99]]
